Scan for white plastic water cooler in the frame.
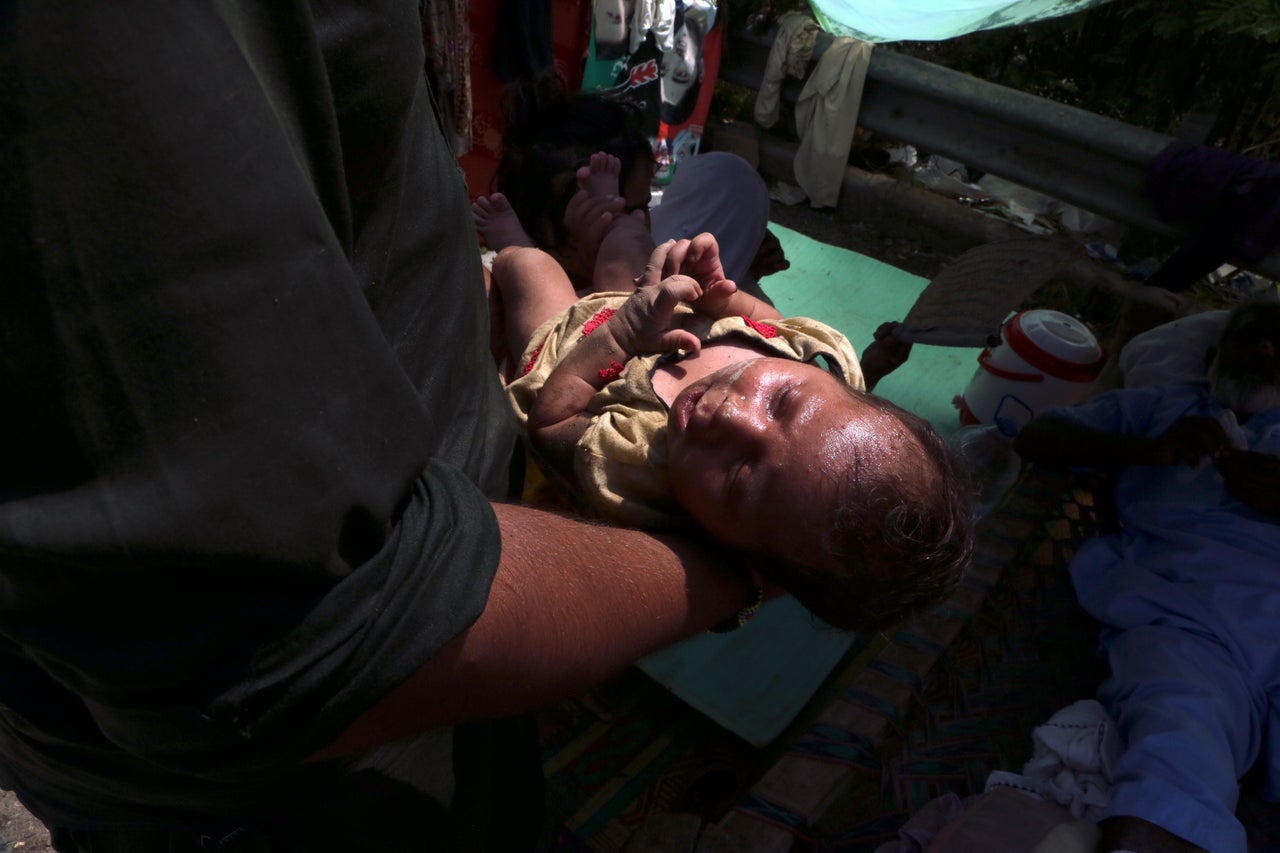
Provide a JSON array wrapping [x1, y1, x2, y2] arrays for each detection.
[[957, 309, 1106, 436]]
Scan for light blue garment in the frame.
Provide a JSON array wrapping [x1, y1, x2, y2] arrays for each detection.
[[1049, 386, 1280, 853], [808, 0, 1117, 43]]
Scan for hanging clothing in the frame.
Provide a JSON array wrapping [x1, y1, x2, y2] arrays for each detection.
[[632, 0, 677, 54], [753, 11, 822, 129], [491, 0, 555, 83], [422, 0, 473, 155], [793, 38, 874, 208]]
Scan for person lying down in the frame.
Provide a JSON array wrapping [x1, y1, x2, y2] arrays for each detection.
[[491, 232, 975, 634]]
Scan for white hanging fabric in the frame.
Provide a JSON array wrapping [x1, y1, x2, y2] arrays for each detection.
[[793, 38, 874, 208]]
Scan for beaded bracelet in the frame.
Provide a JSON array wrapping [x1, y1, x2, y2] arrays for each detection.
[[707, 583, 765, 634]]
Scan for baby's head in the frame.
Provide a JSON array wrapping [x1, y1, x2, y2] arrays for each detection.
[[665, 357, 974, 632]]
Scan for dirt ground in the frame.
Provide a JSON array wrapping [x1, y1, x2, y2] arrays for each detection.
[[767, 198, 952, 279], [1, 790, 51, 853]]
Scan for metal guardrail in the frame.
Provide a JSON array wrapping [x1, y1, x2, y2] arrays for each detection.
[[720, 29, 1280, 280]]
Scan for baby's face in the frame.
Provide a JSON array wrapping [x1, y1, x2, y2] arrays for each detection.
[[666, 357, 876, 567]]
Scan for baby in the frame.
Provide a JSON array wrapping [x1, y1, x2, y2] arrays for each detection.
[[488, 169, 973, 633]]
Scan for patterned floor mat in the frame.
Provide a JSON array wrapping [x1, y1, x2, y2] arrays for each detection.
[[542, 464, 1280, 852]]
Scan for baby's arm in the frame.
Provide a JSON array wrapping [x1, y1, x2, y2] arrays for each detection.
[[528, 277, 704, 477], [654, 234, 783, 322]]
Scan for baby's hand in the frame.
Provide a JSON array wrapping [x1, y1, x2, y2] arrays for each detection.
[[643, 234, 738, 316], [612, 275, 703, 357]]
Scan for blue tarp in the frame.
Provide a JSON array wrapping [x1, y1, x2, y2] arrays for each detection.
[[807, 0, 1117, 42]]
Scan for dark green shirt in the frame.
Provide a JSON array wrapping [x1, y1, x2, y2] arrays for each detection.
[[0, 0, 514, 826]]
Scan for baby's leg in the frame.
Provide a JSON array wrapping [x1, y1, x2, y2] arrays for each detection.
[[473, 192, 535, 251], [491, 246, 580, 361], [573, 152, 653, 294]]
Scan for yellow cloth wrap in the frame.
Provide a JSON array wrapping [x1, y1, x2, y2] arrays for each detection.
[[506, 292, 865, 529]]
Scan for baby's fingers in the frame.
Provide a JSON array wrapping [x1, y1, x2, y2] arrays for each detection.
[[701, 279, 738, 301], [642, 240, 679, 288], [657, 329, 701, 355], [657, 239, 693, 279], [658, 274, 704, 306]]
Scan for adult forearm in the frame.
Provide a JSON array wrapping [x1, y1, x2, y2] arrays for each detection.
[[312, 501, 749, 759], [1013, 416, 1157, 469]]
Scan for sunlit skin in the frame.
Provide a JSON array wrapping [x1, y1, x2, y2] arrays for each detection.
[[664, 356, 888, 571]]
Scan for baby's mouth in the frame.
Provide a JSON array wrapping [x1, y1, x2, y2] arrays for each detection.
[[671, 384, 707, 432]]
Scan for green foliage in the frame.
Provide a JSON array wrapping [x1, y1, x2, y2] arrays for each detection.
[[1195, 0, 1280, 40]]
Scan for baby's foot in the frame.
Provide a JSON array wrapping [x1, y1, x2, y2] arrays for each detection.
[[576, 151, 624, 201], [472, 192, 534, 251]]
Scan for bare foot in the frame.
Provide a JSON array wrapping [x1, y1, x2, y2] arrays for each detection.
[[562, 156, 627, 276], [472, 192, 534, 251], [576, 151, 624, 201]]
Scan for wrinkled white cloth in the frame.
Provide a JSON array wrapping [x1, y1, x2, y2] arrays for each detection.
[[793, 37, 873, 208], [631, 0, 676, 53], [986, 699, 1119, 820]]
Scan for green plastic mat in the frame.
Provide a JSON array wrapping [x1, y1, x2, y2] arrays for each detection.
[[762, 223, 981, 438]]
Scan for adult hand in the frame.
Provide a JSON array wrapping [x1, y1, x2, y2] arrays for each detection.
[[1216, 448, 1280, 519], [1150, 415, 1230, 467], [860, 321, 913, 391]]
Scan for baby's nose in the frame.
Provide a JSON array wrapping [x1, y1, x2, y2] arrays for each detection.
[[714, 399, 769, 440]]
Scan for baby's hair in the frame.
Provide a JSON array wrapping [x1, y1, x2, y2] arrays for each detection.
[[766, 390, 976, 633], [495, 82, 653, 251]]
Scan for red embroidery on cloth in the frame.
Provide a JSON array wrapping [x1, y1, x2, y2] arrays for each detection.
[[742, 316, 778, 338], [520, 342, 545, 377], [582, 308, 617, 336], [598, 360, 626, 383]]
